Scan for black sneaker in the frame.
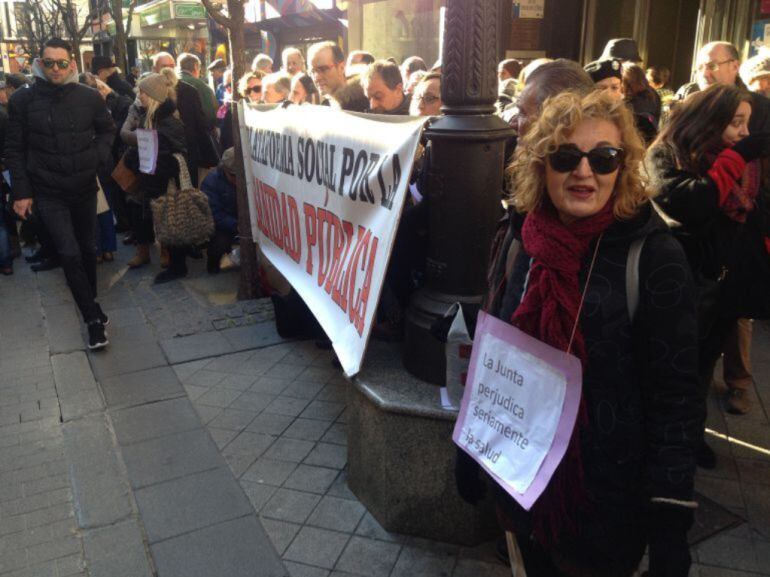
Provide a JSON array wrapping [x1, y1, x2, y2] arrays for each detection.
[[95, 305, 109, 326], [87, 321, 109, 350]]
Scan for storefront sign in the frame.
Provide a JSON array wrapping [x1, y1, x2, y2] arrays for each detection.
[[174, 2, 206, 19], [139, 1, 172, 27], [238, 103, 425, 376], [452, 311, 582, 510]]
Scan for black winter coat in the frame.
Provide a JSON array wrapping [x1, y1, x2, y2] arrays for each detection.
[[646, 143, 770, 319], [486, 203, 700, 570], [124, 98, 187, 200], [106, 71, 135, 100], [6, 75, 115, 201], [176, 80, 219, 185]]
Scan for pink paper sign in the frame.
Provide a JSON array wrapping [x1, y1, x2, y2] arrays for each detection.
[[452, 311, 582, 510]]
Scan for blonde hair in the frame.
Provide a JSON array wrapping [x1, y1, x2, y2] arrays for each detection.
[[508, 89, 651, 220], [238, 70, 266, 98]]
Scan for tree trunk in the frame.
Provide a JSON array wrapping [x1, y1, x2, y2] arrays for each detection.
[[228, 0, 259, 301], [111, 0, 128, 72]]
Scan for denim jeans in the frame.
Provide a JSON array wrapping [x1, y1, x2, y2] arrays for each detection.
[[96, 210, 117, 254], [36, 194, 100, 323]]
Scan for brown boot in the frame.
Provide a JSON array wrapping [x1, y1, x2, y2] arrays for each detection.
[[726, 389, 751, 415], [160, 246, 170, 269], [127, 244, 151, 268]]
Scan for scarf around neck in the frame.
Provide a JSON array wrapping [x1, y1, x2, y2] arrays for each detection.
[[509, 199, 616, 544]]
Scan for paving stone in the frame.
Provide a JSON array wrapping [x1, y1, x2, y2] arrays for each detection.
[[334, 535, 401, 577], [183, 384, 210, 402], [100, 307, 145, 328], [250, 377, 292, 395], [135, 467, 253, 543], [185, 370, 229, 388], [160, 332, 234, 364], [320, 424, 347, 446], [297, 366, 338, 384], [100, 366, 185, 409], [120, 428, 223, 489], [240, 480, 278, 510], [208, 428, 239, 449], [284, 419, 332, 442], [220, 323, 285, 352], [326, 470, 357, 501], [225, 453, 259, 478], [283, 465, 339, 495], [316, 383, 347, 404], [695, 476, 745, 511], [264, 396, 312, 418], [735, 458, 770, 486], [51, 352, 102, 421], [259, 517, 301, 555], [304, 443, 347, 470], [88, 340, 167, 380], [44, 305, 84, 354], [172, 360, 210, 382], [231, 391, 276, 412], [265, 363, 308, 380], [354, 512, 404, 543], [208, 408, 259, 432], [283, 561, 330, 577], [193, 404, 222, 425], [217, 374, 259, 391], [62, 415, 131, 530], [283, 526, 350, 570], [83, 520, 153, 577], [264, 438, 316, 463], [223, 431, 275, 457], [196, 387, 243, 408], [282, 381, 327, 401], [307, 496, 366, 533], [243, 458, 297, 486], [390, 541, 457, 577], [261, 488, 322, 524], [26, 533, 80, 564], [112, 398, 201, 445], [301, 401, 346, 422], [150, 516, 286, 577], [695, 526, 762, 573]]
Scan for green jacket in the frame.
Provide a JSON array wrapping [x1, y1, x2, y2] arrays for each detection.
[[180, 71, 217, 129]]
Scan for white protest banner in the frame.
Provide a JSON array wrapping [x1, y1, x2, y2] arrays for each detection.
[[238, 103, 425, 376], [136, 128, 159, 174], [452, 311, 582, 510]]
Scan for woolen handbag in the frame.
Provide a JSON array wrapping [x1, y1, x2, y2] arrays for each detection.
[[151, 153, 215, 246]]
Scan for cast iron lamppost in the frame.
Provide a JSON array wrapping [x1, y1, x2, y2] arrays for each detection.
[[403, 0, 514, 384]]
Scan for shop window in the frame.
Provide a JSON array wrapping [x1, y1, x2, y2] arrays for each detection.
[[361, 0, 442, 66]]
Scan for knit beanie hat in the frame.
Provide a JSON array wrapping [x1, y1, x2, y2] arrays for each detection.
[[741, 54, 770, 85], [584, 59, 622, 83], [138, 73, 170, 103], [600, 38, 641, 63]]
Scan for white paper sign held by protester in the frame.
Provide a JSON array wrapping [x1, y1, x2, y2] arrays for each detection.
[[238, 102, 425, 376], [452, 311, 582, 510], [136, 129, 159, 175]]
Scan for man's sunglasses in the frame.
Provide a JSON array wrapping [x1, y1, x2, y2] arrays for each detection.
[[41, 58, 71, 70], [547, 144, 625, 175]]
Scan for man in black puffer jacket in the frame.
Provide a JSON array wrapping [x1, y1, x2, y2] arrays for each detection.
[[6, 38, 115, 350]]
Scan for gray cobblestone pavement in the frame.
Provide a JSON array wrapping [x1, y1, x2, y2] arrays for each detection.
[[1, 243, 769, 576]]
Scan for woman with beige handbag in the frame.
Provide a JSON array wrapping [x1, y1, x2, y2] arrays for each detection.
[[123, 70, 190, 282]]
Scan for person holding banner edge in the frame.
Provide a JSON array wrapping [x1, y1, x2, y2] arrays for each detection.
[[455, 90, 701, 577]]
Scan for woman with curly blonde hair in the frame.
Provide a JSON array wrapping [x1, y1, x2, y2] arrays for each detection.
[[456, 90, 701, 577]]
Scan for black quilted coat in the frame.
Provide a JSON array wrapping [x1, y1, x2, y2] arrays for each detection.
[[5, 67, 115, 201]]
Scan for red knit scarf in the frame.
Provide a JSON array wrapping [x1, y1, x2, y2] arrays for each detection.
[[510, 200, 616, 545]]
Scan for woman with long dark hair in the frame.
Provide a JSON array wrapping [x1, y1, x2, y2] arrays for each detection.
[[646, 83, 770, 462], [621, 63, 661, 143]]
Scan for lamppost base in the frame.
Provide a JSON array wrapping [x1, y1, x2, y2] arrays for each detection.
[[403, 287, 482, 386]]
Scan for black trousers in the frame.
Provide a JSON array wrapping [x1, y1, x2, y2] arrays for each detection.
[[127, 200, 155, 245], [207, 229, 235, 267], [36, 194, 100, 323]]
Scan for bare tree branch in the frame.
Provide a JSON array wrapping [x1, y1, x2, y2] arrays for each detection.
[[201, 0, 233, 29]]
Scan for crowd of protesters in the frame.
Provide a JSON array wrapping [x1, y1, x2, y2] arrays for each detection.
[[0, 32, 769, 577]]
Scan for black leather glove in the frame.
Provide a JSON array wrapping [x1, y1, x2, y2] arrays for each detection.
[[646, 503, 694, 577], [730, 132, 770, 163], [454, 448, 486, 505]]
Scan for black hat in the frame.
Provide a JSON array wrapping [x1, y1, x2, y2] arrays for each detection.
[[91, 55, 116, 75], [207, 58, 226, 71], [584, 59, 622, 83], [600, 38, 641, 63]]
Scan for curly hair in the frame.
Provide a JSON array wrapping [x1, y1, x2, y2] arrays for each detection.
[[508, 89, 651, 220]]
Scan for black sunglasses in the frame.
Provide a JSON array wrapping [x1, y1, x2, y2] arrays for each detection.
[[548, 144, 625, 175], [41, 58, 71, 70], [247, 85, 262, 94]]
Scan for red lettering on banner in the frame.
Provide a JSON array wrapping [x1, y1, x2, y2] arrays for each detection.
[[324, 213, 345, 295], [331, 220, 354, 311], [316, 209, 333, 288], [254, 178, 302, 264], [303, 203, 317, 276]]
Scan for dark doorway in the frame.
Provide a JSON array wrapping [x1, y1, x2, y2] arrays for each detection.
[[646, 0, 700, 90]]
